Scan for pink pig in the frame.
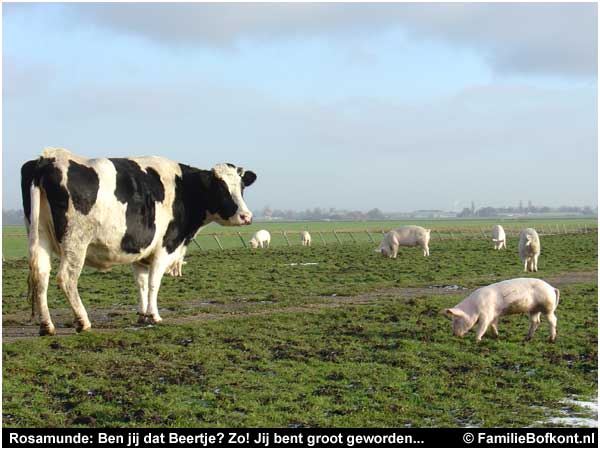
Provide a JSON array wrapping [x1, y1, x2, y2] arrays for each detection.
[[444, 278, 560, 342]]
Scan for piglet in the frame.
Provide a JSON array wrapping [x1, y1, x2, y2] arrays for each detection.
[[443, 278, 559, 342]]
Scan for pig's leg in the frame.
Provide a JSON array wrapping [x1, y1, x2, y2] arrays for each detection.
[[546, 312, 557, 342], [490, 318, 499, 338], [475, 316, 492, 342], [526, 312, 541, 340]]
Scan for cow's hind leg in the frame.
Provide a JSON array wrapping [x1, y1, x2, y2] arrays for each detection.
[[57, 248, 91, 332], [132, 263, 150, 323], [29, 232, 55, 336]]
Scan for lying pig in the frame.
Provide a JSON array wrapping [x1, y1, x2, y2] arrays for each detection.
[[374, 225, 431, 258], [443, 278, 559, 342]]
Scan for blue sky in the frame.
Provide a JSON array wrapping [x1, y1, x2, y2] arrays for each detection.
[[3, 2, 597, 212]]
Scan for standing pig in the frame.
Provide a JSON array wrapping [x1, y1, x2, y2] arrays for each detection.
[[519, 228, 541, 272], [443, 278, 559, 342], [492, 225, 507, 250], [374, 225, 431, 258], [301, 231, 312, 247], [249, 229, 271, 249]]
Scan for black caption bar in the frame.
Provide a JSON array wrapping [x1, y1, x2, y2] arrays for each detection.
[[3, 428, 597, 448]]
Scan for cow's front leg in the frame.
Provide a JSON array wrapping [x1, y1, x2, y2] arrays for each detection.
[[132, 263, 150, 323], [146, 256, 170, 324]]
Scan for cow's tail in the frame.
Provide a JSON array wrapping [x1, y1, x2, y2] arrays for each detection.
[[27, 183, 42, 320], [554, 288, 560, 308]]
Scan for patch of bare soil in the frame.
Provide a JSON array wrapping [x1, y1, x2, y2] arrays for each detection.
[[3, 271, 596, 343]]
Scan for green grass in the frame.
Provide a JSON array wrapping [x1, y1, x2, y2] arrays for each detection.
[[2, 233, 596, 316], [2, 232, 597, 427], [2, 283, 597, 427]]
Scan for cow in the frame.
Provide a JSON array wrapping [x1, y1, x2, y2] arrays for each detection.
[[374, 225, 431, 258], [519, 228, 541, 272], [249, 229, 271, 249], [21, 148, 257, 336], [443, 278, 559, 342], [492, 224, 507, 250], [301, 231, 311, 247]]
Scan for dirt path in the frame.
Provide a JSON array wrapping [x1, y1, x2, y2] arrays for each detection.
[[3, 270, 596, 343]]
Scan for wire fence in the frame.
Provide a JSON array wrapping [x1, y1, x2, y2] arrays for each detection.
[[3, 224, 597, 255], [184, 224, 598, 252]]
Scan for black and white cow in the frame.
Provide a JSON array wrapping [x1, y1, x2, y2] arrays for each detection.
[[21, 148, 257, 336]]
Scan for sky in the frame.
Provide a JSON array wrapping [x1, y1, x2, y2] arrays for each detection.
[[2, 2, 598, 213]]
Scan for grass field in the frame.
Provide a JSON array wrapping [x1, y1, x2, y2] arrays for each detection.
[[2, 217, 597, 257], [2, 224, 597, 427]]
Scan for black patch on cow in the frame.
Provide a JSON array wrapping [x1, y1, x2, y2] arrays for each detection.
[[20, 157, 70, 242], [110, 159, 165, 254], [20, 159, 39, 224], [67, 161, 99, 215], [163, 164, 210, 253]]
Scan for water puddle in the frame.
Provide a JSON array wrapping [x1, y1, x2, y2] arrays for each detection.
[[428, 285, 467, 290], [535, 397, 598, 427]]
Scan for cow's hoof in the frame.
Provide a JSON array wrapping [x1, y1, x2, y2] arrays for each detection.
[[548, 336, 557, 343], [75, 319, 92, 333], [137, 313, 148, 324], [39, 323, 56, 336], [148, 315, 163, 324]]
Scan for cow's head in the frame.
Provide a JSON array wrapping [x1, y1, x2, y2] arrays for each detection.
[[207, 163, 257, 226]]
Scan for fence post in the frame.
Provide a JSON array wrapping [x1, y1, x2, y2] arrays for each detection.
[[348, 232, 357, 243], [283, 231, 291, 246], [192, 238, 203, 251], [213, 234, 224, 250], [366, 230, 375, 243], [319, 232, 327, 245], [237, 232, 247, 248], [333, 230, 342, 245], [563, 224, 568, 235]]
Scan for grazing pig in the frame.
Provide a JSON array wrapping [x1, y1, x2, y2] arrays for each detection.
[[301, 231, 312, 247], [444, 278, 560, 342], [492, 225, 507, 250], [249, 229, 271, 249], [519, 228, 541, 272], [374, 225, 431, 258]]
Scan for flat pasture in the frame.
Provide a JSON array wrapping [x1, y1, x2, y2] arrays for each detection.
[[1, 224, 597, 427]]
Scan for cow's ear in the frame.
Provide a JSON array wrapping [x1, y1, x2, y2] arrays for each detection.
[[242, 171, 257, 187]]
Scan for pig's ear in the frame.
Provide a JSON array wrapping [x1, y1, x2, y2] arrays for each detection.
[[444, 308, 464, 317]]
